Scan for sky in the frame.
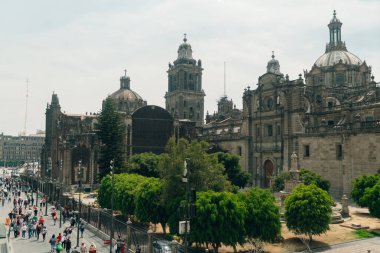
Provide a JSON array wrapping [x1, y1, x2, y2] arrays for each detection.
[[0, 0, 379, 136]]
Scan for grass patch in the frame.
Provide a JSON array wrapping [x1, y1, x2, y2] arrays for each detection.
[[353, 229, 380, 238]]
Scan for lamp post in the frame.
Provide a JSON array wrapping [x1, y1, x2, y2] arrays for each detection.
[[59, 159, 63, 228], [182, 159, 190, 253], [109, 160, 115, 253], [76, 160, 82, 248], [45, 157, 52, 216]]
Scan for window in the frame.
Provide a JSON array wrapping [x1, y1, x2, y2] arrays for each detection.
[[256, 126, 260, 137], [328, 101, 333, 111], [277, 125, 281, 136], [267, 125, 273, 137], [336, 73, 345, 85], [238, 146, 242, 156], [304, 145, 310, 158], [328, 120, 334, 127], [267, 98, 274, 110], [336, 144, 343, 160]]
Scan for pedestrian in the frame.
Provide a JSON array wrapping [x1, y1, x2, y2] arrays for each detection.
[[49, 234, 57, 253], [39, 215, 45, 225], [79, 223, 85, 238], [56, 241, 64, 253], [116, 235, 123, 253], [53, 213, 58, 226], [36, 223, 42, 240], [66, 238, 72, 253], [136, 244, 141, 253], [21, 223, 27, 238], [80, 242, 87, 253], [42, 226, 47, 241], [89, 242, 97, 253]]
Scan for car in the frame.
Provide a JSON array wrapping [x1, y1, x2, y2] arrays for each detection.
[[153, 240, 172, 253]]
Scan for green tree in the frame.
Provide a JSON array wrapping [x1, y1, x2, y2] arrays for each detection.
[[285, 184, 332, 243], [191, 191, 247, 253], [272, 172, 291, 192], [242, 188, 281, 251], [351, 174, 380, 207], [362, 182, 380, 218], [127, 152, 161, 178], [214, 152, 251, 188], [159, 138, 231, 234], [98, 173, 148, 216], [134, 177, 168, 234], [95, 97, 126, 179], [300, 169, 330, 192]]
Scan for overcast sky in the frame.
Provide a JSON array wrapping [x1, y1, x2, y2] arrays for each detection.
[[0, 0, 379, 136]]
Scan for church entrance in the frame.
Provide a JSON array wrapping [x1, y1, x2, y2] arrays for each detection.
[[263, 160, 274, 188]]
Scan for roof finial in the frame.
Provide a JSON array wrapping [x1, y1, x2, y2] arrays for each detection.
[[333, 10, 336, 18], [272, 51, 275, 59], [183, 33, 187, 42], [124, 68, 127, 77]]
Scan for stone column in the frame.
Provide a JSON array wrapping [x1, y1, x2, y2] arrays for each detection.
[[341, 195, 349, 218]]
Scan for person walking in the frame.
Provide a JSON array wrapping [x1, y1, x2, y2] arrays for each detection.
[[36, 223, 42, 240], [49, 234, 57, 253], [56, 241, 64, 253], [21, 223, 27, 238], [89, 242, 97, 253], [80, 242, 87, 253], [116, 235, 123, 253], [79, 223, 85, 238], [65, 238, 72, 253], [42, 225, 47, 241]]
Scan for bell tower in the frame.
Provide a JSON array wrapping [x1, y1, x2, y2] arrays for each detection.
[[165, 34, 205, 126]]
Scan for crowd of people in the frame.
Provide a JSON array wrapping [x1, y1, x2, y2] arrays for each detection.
[[2, 177, 98, 253]]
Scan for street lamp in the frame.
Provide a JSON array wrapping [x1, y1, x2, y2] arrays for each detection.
[[109, 160, 115, 253], [76, 160, 82, 248], [182, 159, 190, 253], [59, 159, 63, 228]]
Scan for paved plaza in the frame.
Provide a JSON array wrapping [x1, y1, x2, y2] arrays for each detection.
[[0, 192, 111, 253]]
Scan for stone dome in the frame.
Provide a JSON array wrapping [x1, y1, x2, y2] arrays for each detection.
[[109, 88, 144, 102], [107, 75, 147, 114], [314, 50, 362, 67], [177, 35, 193, 60]]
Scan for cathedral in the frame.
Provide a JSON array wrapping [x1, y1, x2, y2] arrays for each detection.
[[205, 11, 380, 197], [41, 11, 379, 198]]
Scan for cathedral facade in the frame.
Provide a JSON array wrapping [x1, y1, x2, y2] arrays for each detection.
[[239, 11, 380, 197]]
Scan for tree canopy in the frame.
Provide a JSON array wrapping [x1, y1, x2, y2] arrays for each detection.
[[299, 169, 330, 192], [285, 184, 332, 241], [351, 174, 380, 219], [127, 152, 161, 178], [134, 177, 168, 233], [158, 138, 231, 234], [191, 191, 247, 253], [242, 188, 281, 243], [95, 97, 126, 179], [351, 174, 380, 207], [98, 173, 148, 216], [214, 152, 251, 188]]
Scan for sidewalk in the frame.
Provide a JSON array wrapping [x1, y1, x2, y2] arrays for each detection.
[[1, 192, 113, 253]]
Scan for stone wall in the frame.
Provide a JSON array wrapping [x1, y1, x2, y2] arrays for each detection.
[[298, 133, 380, 198]]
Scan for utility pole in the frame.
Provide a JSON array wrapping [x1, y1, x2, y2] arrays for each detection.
[[183, 159, 189, 253]]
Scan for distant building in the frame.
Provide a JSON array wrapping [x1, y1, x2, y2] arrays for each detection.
[[0, 131, 44, 167]]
